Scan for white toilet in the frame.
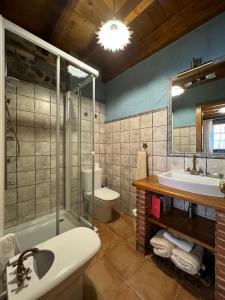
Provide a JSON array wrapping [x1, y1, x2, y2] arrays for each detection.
[[81, 167, 120, 222]]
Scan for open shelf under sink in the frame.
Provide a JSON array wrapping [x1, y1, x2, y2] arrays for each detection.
[[149, 207, 215, 252]]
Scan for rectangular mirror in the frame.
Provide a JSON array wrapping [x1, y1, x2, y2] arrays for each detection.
[[170, 57, 225, 156]]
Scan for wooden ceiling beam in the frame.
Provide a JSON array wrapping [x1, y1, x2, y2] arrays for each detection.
[[81, 0, 155, 61], [49, 0, 79, 44], [118, 0, 155, 25]]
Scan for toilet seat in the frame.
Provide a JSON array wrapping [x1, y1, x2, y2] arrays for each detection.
[[94, 187, 120, 201]]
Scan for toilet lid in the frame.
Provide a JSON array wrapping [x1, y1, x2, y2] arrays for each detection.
[[94, 187, 120, 201]]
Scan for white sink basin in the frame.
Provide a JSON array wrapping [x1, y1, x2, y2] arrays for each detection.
[[158, 171, 224, 198]]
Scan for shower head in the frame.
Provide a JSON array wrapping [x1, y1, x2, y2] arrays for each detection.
[[6, 76, 20, 88]]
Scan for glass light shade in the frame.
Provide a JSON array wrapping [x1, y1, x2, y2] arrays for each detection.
[[219, 107, 225, 114], [172, 85, 185, 97], [67, 65, 88, 78], [96, 19, 132, 52]]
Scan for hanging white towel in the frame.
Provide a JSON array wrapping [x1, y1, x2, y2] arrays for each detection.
[[163, 231, 194, 253], [0, 233, 20, 273], [135, 151, 147, 180]]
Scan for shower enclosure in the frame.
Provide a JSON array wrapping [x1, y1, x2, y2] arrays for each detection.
[[0, 16, 98, 249]]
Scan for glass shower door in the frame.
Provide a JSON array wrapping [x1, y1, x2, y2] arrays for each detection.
[[58, 60, 95, 233]]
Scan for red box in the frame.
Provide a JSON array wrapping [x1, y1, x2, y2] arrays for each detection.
[[151, 195, 161, 218]]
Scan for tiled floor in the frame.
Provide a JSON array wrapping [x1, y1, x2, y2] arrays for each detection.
[[83, 210, 200, 300]]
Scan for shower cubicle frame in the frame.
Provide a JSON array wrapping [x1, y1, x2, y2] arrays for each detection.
[[0, 15, 98, 236]]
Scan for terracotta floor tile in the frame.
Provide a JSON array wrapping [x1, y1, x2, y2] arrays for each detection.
[[105, 242, 145, 279], [116, 283, 143, 300], [128, 259, 179, 300], [174, 286, 200, 300], [126, 233, 137, 250], [84, 258, 122, 300], [108, 215, 134, 239]]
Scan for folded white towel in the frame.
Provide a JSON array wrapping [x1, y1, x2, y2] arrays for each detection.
[[163, 231, 194, 253], [135, 151, 147, 180], [170, 244, 204, 275], [150, 230, 175, 258], [0, 233, 20, 273]]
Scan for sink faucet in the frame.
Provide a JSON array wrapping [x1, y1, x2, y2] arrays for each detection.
[[16, 248, 39, 287], [186, 155, 203, 175]]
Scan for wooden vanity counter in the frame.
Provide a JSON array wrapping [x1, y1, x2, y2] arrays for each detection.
[[132, 175, 225, 211]]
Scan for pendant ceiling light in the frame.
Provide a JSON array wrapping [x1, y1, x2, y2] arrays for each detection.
[[96, 0, 132, 52]]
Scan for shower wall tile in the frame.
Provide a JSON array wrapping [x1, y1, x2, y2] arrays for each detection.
[[5, 204, 17, 222], [36, 182, 50, 198], [17, 95, 35, 112], [5, 82, 104, 228], [35, 85, 50, 101], [18, 200, 35, 222], [7, 92, 17, 109], [20, 142, 35, 156], [17, 111, 34, 127], [36, 196, 50, 214], [17, 81, 34, 98], [17, 126, 35, 141], [35, 99, 50, 115], [17, 171, 35, 187], [5, 189, 17, 205], [18, 185, 35, 202], [17, 156, 35, 171], [36, 142, 50, 155], [35, 113, 51, 128]]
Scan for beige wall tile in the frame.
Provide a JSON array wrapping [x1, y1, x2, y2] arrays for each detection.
[[140, 113, 152, 128], [153, 156, 167, 172], [113, 132, 121, 143], [153, 126, 167, 141], [130, 129, 140, 142], [121, 143, 129, 154], [120, 155, 129, 166], [113, 121, 121, 132], [141, 128, 152, 141], [153, 109, 167, 127], [153, 141, 167, 156], [120, 119, 130, 131], [130, 116, 140, 130], [121, 131, 129, 142]]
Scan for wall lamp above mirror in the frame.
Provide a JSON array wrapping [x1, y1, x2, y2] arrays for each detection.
[[168, 56, 225, 157]]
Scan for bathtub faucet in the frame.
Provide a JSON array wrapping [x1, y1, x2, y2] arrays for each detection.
[[16, 248, 39, 287]]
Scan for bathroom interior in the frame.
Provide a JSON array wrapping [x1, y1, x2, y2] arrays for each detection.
[[0, 1, 225, 300]]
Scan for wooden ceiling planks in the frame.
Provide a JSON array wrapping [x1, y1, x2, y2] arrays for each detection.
[[98, 0, 225, 81], [1, 0, 225, 81]]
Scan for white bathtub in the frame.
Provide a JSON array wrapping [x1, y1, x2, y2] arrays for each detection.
[[5, 211, 82, 250]]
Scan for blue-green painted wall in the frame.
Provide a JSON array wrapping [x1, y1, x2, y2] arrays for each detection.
[[104, 12, 225, 122]]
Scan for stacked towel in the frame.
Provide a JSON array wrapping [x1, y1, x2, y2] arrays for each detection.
[[135, 151, 147, 180], [170, 244, 204, 275], [150, 230, 175, 258], [0, 233, 20, 293], [163, 231, 194, 253], [0, 233, 20, 273]]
